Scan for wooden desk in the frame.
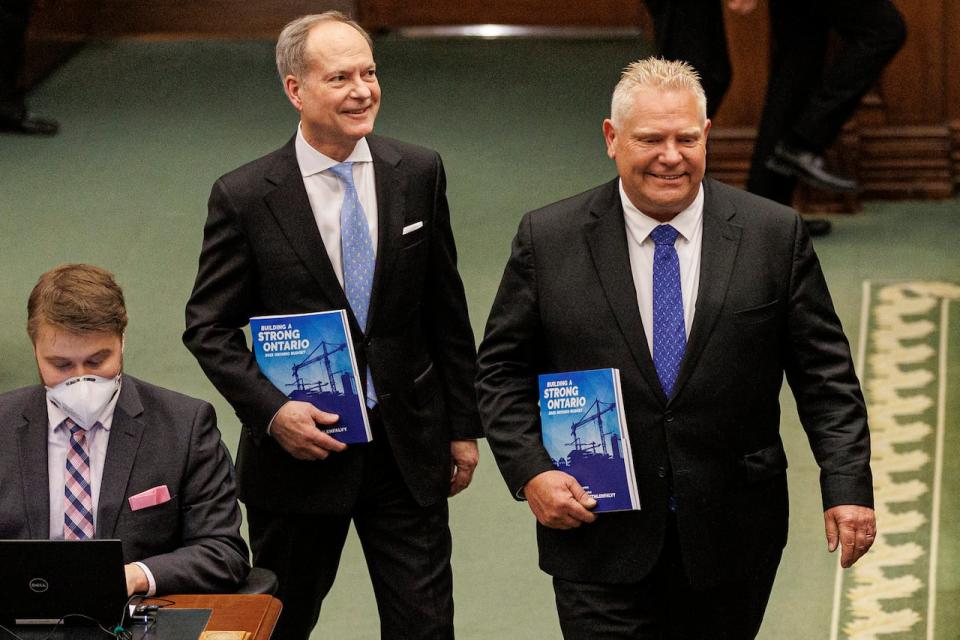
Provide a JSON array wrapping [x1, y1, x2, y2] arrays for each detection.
[[161, 594, 281, 640]]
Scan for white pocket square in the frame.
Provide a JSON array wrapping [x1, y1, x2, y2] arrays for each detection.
[[402, 221, 424, 235]]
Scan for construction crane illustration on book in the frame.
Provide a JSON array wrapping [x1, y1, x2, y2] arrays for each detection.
[[288, 340, 348, 397], [557, 397, 624, 470]]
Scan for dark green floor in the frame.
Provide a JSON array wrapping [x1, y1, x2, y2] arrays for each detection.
[[0, 38, 957, 638]]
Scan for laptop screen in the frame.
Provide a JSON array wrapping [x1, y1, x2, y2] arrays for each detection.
[[0, 540, 128, 627]]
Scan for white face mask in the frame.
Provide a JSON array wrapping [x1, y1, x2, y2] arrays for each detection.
[[46, 374, 121, 428]]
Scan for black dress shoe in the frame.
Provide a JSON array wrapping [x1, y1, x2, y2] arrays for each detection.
[[766, 143, 857, 193], [803, 218, 832, 237], [0, 114, 59, 136]]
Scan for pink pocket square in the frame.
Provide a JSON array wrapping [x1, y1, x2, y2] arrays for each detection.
[[128, 485, 171, 511]]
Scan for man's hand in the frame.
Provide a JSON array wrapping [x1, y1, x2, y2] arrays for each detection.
[[727, 0, 758, 15], [824, 505, 876, 568], [270, 401, 348, 460], [124, 564, 148, 596], [523, 470, 597, 529], [449, 440, 479, 497]]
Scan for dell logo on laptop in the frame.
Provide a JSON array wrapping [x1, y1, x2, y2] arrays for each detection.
[[29, 578, 49, 593]]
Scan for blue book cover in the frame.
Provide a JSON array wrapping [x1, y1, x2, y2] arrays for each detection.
[[539, 369, 640, 512], [250, 310, 372, 444]]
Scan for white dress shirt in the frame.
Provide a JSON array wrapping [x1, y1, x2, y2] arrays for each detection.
[[46, 379, 157, 595], [295, 125, 379, 287], [620, 181, 704, 354]]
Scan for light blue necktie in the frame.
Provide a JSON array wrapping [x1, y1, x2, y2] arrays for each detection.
[[329, 162, 377, 407], [650, 224, 686, 397]]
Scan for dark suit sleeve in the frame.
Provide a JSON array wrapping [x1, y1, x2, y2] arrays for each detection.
[[138, 401, 250, 593], [421, 155, 483, 440], [783, 215, 873, 510], [476, 214, 555, 497], [183, 179, 289, 440]]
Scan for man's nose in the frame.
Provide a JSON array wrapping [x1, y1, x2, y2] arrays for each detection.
[[659, 141, 682, 164], [350, 78, 372, 99]]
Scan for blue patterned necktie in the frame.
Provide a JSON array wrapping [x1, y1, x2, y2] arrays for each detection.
[[650, 224, 686, 397], [329, 162, 377, 407], [64, 419, 95, 540]]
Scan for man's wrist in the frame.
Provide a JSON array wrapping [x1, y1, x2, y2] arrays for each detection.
[[266, 402, 289, 437], [127, 562, 155, 596]]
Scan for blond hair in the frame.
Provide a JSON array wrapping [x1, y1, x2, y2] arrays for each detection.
[[611, 58, 707, 126]]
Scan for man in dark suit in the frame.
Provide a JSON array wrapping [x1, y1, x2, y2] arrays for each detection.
[[183, 12, 482, 639], [476, 58, 876, 638], [0, 264, 249, 596]]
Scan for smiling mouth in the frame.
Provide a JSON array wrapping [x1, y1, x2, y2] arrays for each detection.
[[344, 106, 370, 116], [650, 173, 685, 181]]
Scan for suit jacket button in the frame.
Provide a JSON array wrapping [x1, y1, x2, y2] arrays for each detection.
[[657, 466, 667, 478], [664, 411, 674, 423]]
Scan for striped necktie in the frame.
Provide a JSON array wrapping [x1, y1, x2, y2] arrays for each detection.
[[63, 419, 95, 540]]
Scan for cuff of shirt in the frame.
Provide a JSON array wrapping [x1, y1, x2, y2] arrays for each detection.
[[266, 406, 285, 437], [133, 561, 157, 596]]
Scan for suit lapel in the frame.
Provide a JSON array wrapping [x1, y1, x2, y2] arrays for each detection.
[[365, 136, 405, 337], [97, 378, 145, 538], [584, 180, 666, 403], [671, 180, 742, 400], [17, 388, 51, 538], [263, 139, 352, 316]]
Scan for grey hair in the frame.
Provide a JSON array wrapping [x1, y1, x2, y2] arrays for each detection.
[[276, 12, 373, 82], [610, 58, 707, 126]]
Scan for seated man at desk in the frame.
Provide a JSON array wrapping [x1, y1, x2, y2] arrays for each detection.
[[0, 263, 249, 595]]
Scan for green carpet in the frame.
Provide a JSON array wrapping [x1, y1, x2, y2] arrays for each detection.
[[0, 37, 957, 639]]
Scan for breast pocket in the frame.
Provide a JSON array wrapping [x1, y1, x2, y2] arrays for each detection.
[[733, 299, 780, 325], [401, 226, 426, 250], [122, 495, 180, 537]]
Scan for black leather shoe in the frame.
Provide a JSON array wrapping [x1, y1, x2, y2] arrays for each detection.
[[0, 114, 59, 136], [766, 143, 857, 193], [803, 218, 832, 237]]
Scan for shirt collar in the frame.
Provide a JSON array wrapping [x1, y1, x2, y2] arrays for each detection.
[[618, 180, 704, 243], [295, 124, 373, 178], [46, 378, 121, 435]]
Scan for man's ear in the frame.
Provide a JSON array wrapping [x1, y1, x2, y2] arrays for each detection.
[[283, 75, 303, 112], [602, 119, 617, 159]]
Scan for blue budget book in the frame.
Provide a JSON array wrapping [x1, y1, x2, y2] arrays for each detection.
[[539, 369, 640, 512], [250, 310, 372, 444]]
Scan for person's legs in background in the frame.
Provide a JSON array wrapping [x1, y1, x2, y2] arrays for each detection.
[[757, 0, 906, 202], [0, 0, 58, 135], [788, 0, 906, 153], [645, 0, 731, 119], [747, 1, 829, 205]]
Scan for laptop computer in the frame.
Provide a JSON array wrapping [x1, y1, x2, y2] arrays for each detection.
[[0, 540, 128, 627]]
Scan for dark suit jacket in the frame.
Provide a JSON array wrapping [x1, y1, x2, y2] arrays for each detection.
[[0, 375, 250, 594], [183, 135, 482, 514], [476, 178, 872, 588]]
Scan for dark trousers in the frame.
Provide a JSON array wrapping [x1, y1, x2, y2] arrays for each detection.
[[247, 414, 454, 640], [746, 0, 906, 203], [0, 0, 30, 118], [553, 517, 781, 639], [645, 0, 730, 119]]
